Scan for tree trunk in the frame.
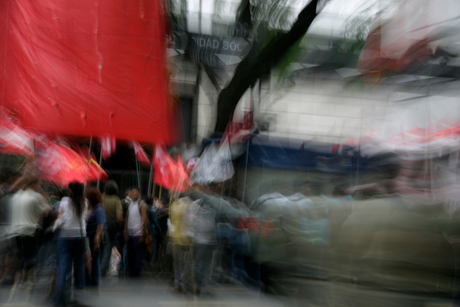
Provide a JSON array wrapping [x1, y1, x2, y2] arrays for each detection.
[[214, 0, 320, 132]]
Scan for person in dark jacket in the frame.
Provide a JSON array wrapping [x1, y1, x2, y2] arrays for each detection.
[[85, 188, 106, 287]]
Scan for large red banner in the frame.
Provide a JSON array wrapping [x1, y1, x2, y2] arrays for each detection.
[[0, 0, 178, 144]]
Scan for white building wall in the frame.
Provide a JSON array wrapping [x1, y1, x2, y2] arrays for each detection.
[[196, 69, 460, 145]]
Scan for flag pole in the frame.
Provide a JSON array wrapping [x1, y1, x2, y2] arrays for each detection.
[[97, 146, 103, 190], [242, 85, 254, 203], [148, 149, 154, 197], [136, 159, 141, 194]]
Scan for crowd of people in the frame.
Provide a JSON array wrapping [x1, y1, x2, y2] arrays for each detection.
[[0, 169, 274, 306], [1, 152, 460, 306]]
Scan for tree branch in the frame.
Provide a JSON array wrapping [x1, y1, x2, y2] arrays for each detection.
[[203, 65, 221, 92], [214, 0, 320, 132]]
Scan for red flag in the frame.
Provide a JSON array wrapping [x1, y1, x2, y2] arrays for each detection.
[[173, 155, 191, 193], [35, 140, 70, 186], [221, 114, 242, 145], [36, 140, 108, 186], [243, 110, 254, 131], [221, 110, 254, 145], [185, 157, 200, 174], [131, 141, 150, 168], [78, 146, 108, 183], [101, 136, 116, 161], [153, 144, 175, 188], [36, 141, 86, 186], [87, 152, 109, 182], [0, 115, 34, 156]]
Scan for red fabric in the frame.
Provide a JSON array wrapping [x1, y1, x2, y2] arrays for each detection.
[[0, 0, 178, 144], [357, 14, 436, 80], [101, 136, 116, 161], [153, 144, 175, 188], [238, 216, 260, 232], [0, 116, 34, 156], [221, 110, 254, 145], [174, 155, 191, 192], [36, 140, 107, 186], [185, 157, 200, 174], [153, 145, 190, 191], [131, 141, 150, 168]]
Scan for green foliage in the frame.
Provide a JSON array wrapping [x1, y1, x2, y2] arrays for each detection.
[[273, 37, 309, 90]]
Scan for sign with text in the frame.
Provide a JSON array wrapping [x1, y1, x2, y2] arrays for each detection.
[[171, 31, 252, 68]]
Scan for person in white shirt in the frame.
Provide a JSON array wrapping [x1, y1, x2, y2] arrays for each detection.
[[9, 175, 49, 286], [124, 188, 148, 277], [54, 182, 87, 307]]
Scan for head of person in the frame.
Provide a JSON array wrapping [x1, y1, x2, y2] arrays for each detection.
[[86, 187, 103, 209], [14, 175, 41, 192], [104, 180, 119, 196], [68, 182, 85, 217], [60, 189, 70, 199], [131, 187, 140, 201], [144, 197, 153, 207]]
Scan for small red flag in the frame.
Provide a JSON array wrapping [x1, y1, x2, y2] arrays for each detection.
[[100, 136, 116, 161], [131, 141, 150, 167], [153, 144, 175, 188], [173, 155, 191, 193]]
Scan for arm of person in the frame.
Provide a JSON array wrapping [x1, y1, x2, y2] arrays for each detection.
[[115, 199, 123, 226], [94, 207, 106, 250], [140, 201, 149, 239], [94, 223, 104, 250], [37, 193, 51, 219], [53, 212, 63, 232], [124, 207, 129, 240], [189, 190, 242, 222]]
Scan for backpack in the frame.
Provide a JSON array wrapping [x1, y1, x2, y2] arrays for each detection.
[[138, 201, 161, 235]]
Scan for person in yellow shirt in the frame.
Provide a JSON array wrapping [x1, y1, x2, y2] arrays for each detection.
[[169, 197, 193, 293]]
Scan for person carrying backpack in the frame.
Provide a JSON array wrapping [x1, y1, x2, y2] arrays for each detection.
[[124, 188, 148, 277]]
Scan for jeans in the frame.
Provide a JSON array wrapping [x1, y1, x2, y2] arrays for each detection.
[[192, 244, 215, 292], [148, 235, 158, 265], [101, 229, 117, 276], [173, 244, 191, 291], [14, 235, 37, 270], [55, 237, 85, 307], [126, 236, 143, 277], [221, 246, 235, 278], [234, 253, 262, 289], [86, 234, 101, 286]]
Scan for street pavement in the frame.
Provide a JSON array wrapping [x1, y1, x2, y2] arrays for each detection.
[[0, 275, 281, 307], [0, 275, 456, 307]]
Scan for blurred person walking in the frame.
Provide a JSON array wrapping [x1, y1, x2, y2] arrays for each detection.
[[116, 189, 132, 275], [101, 181, 122, 277], [8, 176, 50, 292], [85, 188, 106, 287], [124, 188, 148, 277], [0, 169, 20, 287], [169, 197, 193, 293], [186, 198, 216, 295], [144, 197, 162, 269], [53, 182, 87, 307]]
